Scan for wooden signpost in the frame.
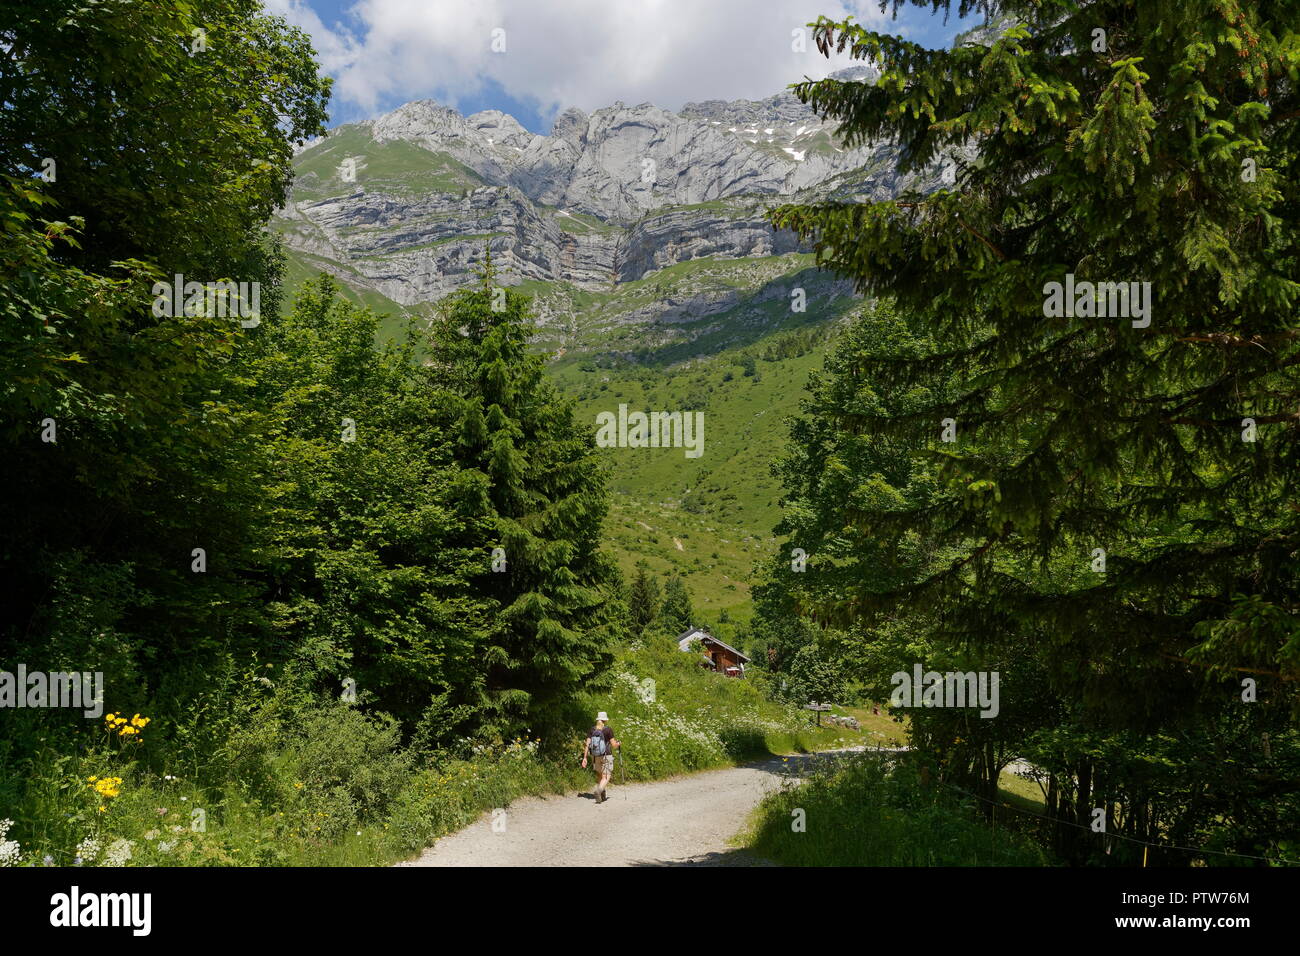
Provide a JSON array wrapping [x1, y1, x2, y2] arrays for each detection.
[[804, 702, 832, 726]]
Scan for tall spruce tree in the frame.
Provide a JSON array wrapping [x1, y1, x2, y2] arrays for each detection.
[[427, 259, 622, 738], [627, 562, 661, 635], [763, 0, 1300, 862], [658, 573, 695, 634]]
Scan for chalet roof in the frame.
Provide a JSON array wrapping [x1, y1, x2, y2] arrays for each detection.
[[675, 627, 750, 663]]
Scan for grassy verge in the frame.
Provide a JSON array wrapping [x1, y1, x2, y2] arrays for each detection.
[[739, 755, 1054, 867], [835, 705, 910, 748], [0, 639, 864, 867], [594, 636, 864, 782], [998, 768, 1048, 813]]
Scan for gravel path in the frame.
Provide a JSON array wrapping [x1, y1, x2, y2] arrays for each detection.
[[397, 751, 866, 867]]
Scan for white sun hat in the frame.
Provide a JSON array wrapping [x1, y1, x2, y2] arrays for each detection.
[[596, 711, 609, 722]]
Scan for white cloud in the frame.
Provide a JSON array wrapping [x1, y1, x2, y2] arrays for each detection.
[[263, 0, 361, 75], [263, 0, 892, 127]]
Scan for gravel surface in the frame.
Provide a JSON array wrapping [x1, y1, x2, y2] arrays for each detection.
[[397, 751, 865, 867]]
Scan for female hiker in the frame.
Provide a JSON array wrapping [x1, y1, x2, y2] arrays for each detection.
[[581, 711, 620, 803]]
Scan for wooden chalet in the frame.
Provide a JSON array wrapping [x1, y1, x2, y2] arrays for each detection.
[[676, 626, 750, 678]]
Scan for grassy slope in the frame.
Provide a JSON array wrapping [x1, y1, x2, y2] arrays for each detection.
[[565, 345, 829, 624], [292, 124, 484, 201], [535, 254, 857, 622], [278, 244, 416, 345], [559, 346, 826, 533]]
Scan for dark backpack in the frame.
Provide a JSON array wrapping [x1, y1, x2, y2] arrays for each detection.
[[588, 728, 609, 757]]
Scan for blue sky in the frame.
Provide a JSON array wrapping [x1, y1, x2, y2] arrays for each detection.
[[264, 1, 978, 133]]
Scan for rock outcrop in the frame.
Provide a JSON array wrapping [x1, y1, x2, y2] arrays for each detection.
[[275, 63, 971, 310]]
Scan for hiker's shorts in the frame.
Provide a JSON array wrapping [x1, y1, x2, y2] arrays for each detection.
[[592, 754, 613, 777]]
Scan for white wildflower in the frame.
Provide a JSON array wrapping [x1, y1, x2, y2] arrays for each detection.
[[0, 819, 22, 867], [102, 838, 133, 867], [75, 836, 101, 863]]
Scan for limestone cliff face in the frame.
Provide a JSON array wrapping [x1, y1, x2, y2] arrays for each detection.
[[613, 202, 804, 284], [289, 185, 619, 303], [275, 65, 966, 308]]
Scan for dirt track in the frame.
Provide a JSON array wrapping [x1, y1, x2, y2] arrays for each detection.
[[397, 751, 858, 867]]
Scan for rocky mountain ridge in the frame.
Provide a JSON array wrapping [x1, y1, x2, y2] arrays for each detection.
[[274, 64, 965, 309]]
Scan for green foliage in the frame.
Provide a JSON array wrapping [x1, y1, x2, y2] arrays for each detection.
[[744, 756, 1051, 866], [657, 573, 695, 633], [0, 2, 627, 864], [627, 562, 662, 634], [0, 0, 330, 277], [425, 259, 624, 738], [761, 0, 1300, 863], [224, 687, 413, 840], [0, 0, 331, 765], [234, 274, 496, 734], [783, 643, 848, 707]]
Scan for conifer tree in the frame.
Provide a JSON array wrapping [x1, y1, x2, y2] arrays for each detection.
[[428, 255, 622, 737], [764, 0, 1300, 861], [658, 573, 694, 634], [771, 0, 1299, 705], [627, 562, 661, 635]]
